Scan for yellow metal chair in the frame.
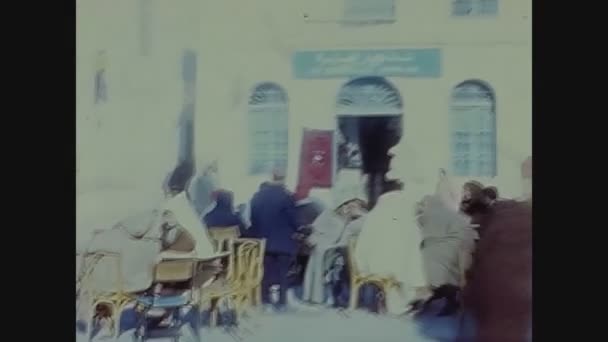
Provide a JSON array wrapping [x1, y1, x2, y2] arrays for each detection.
[[346, 238, 400, 311], [207, 226, 240, 252], [78, 251, 133, 340], [201, 238, 265, 327], [233, 238, 266, 309], [199, 241, 239, 327]]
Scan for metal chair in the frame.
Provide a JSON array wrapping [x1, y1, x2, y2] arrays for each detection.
[[78, 251, 134, 341], [201, 238, 265, 327], [233, 238, 266, 309], [346, 238, 400, 311]]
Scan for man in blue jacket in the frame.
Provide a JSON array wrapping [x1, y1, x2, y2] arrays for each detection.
[[249, 169, 298, 312]]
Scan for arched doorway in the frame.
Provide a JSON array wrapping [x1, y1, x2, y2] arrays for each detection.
[[335, 76, 404, 207]]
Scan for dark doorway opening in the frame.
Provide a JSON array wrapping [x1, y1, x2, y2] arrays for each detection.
[[335, 77, 403, 208]]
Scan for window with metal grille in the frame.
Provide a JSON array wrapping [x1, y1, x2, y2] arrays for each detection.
[[343, 0, 396, 25], [452, 0, 498, 16], [336, 77, 403, 116], [450, 81, 497, 177], [248, 83, 289, 175]]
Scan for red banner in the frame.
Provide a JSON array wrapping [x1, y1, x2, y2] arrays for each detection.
[[297, 129, 334, 195]]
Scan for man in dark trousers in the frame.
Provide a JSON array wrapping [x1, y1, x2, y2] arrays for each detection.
[[249, 168, 298, 312]]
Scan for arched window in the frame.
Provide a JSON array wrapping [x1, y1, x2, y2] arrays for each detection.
[[336, 76, 403, 116], [450, 80, 497, 177], [248, 82, 289, 175]]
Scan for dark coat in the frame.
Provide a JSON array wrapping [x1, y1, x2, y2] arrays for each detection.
[[462, 200, 532, 342], [203, 191, 244, 230], [249, 183, 298, 255], [295, 198, 326, 229]]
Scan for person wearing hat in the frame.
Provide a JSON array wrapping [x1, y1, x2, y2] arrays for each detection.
[[249, 167, 299, 312], [301, 174, 368, 305]]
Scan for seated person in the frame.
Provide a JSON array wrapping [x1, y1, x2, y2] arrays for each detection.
[[77, 192, 222, 338], [160, 210, 196, 253], [203, 190, 246, 232], [301, 183, 367, 305]]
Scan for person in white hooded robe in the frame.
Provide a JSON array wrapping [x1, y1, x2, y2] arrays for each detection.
[[301, 173, 368, 305], [76, 192, 220, 335], [416, 169, 477, 316], [354, 143, 432, 316]]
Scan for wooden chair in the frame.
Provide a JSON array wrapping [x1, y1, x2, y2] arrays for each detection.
[[207, 226, 240, 252], [346, 238, 400, 311]]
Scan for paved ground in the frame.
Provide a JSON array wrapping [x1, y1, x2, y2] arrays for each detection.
[[78, 300, 466, 342]]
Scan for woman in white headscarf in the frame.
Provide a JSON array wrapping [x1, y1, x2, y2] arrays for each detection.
[[354, 143, 431, 316], [301, 175, 368, 305]]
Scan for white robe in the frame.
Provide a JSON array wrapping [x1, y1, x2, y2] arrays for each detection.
[[303, 211, 366, 304], [307, 210, 345, 248], [162, 192, 216, 259], [419, 195, 475, 287], [78, 192, 216, 295], [302, 210, 344, 303], [354, 191, 427, 315]]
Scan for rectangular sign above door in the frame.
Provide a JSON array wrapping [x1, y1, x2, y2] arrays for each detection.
[[292, 48, 441, 79]]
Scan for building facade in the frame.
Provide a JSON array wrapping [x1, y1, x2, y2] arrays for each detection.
[[77, 0, 531, 202], [76, 0, 201, 194]]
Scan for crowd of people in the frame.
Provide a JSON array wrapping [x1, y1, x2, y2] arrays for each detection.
[[77, 148, 532, 341], [188, 149, 531, 341]]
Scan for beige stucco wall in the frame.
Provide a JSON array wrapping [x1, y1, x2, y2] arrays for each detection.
[[195, 0, 532, 200], [76, 0, 531, 201]]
